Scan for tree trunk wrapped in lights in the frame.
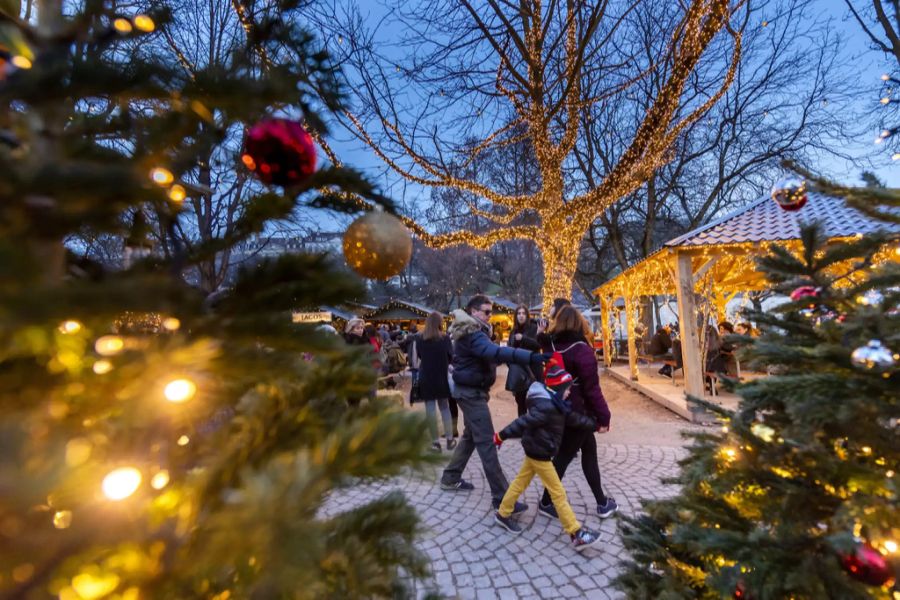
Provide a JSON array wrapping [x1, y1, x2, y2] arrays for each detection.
[[323, 0, 746, 308], [0, 1, 433, 598]]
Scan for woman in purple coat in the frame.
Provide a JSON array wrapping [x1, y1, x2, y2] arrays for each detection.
[[538, 305, 617, 519]]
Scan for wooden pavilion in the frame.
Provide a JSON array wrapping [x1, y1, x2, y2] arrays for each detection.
[[593, 191, 899, 407]]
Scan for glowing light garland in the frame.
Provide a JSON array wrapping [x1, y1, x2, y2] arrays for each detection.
[[332, 0, 743, 309]]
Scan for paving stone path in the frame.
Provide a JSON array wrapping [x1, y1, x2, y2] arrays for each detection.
[[323, 371, 702, 599], [324, 441, 686, 599]]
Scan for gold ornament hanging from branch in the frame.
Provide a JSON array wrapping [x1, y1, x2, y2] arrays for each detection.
[[343, 212, 412, 279]]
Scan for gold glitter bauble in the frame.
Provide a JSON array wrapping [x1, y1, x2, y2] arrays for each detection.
[[342, 212, 412, 279]]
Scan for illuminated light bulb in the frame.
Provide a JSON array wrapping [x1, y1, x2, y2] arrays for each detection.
[[150, 470, 170, 490], [53, 510, 72, 529], [881, 97, 891, 104], [11, 56, 32, 69], [884, 540, 897, 554], [60, 320, 82, 334], [149, 167, 174, 186], [162, 317, 181, 331], [95, 335, 124, 356], [887, 470, 895, 478], [12, 563, 34, 582], [861, 446, 872, 455], [113, 18, 132, 33], [167, 184, 186, 203], [875, 137, 884, 145], [177, 435, 190, 446], [102, 467, 142, 500], [66, 438, 92, 466], [893, 153, 900, 161], [882, 74, 890, 81], [72, 572, 121, 599], [241, 154, 256, 169], [761, 20, 768, 27], [133, 15, 155, 32], [881, 130, 891, 138], [164, 378, 196, 403], [92, 360, 113, 375]]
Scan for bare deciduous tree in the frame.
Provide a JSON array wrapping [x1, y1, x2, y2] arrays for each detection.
[[575, 0, 854, 296], [326, 0, 746, 307]]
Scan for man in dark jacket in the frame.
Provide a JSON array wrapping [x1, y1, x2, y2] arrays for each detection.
[[440, 295, 548, 512], [492, 362, 601, 551]]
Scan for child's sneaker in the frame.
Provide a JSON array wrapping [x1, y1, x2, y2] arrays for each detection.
[[492, 499, 528, 515], [537, 501, 558, 519], [570, 527, 600, 552], [597, 497, 618, 518], [494, 512, 523, 534]]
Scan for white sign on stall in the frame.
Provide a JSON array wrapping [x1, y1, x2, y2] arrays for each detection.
[[292, 311, 332, 323]]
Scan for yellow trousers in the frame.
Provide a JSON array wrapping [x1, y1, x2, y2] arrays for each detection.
[[498, 456, 580, 535]]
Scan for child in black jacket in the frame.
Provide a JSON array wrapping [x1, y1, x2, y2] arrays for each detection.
[[493, 360, 602, 551]]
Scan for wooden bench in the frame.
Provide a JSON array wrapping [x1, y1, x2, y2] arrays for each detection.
[[704, 372, 719, 396], [662, 358, 682, 385]]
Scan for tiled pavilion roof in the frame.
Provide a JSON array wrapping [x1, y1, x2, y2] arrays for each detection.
[[665, 192, 897, 247], [594, 192, 899, 299]]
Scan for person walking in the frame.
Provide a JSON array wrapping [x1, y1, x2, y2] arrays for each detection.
[[506, 304, 540, 416], [440, 295, 549, 513], [537, 305, 617, 520], [493, 361, 602, 551], [413, 312, 457, 452]]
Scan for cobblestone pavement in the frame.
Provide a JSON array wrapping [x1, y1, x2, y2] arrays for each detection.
[[324, 374, 699, 599], [326, 442, 685, 599]]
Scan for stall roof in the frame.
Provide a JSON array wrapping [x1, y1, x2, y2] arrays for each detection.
[[364, 300, 445, 321], [491, 297, 521, 313], [665, 192, 890, 247], [594, 192, 900, 300]]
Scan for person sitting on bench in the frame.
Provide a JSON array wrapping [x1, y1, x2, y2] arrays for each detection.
[[648, 326, 674, 377]]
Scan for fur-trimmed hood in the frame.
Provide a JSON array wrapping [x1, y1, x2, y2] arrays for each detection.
[[449, 309, 490, 342]]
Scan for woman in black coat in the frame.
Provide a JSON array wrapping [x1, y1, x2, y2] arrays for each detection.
[[413, 312, 456, 451], [506, 304, 540, 416]]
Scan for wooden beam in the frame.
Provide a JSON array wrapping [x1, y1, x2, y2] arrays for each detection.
[[691, 254, 721, 286], [599, 296, 614, 368], [675, 251, 704, 398], [624, 294, 639, 381]]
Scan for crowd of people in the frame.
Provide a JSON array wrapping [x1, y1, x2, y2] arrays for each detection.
[[338, 296, 755, 551], [438, 295, 615, 550], [340, 295, 618, 551], [646, 319, 756, 392]]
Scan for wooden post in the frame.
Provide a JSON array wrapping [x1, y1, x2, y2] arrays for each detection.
[[599, 296, 613, 368], [624, 294, 639, 381], [675, 251, 703, 398]]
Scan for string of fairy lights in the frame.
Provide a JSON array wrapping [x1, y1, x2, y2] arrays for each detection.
[[332, 0, 741, 309]]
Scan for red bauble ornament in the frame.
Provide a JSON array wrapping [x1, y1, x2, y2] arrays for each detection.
[[840, 542, 893, 587], [734, 579, 753, 599], [771, 177, 808, 211], [789, 285, 820, 302], [241, 118, 317, 187]]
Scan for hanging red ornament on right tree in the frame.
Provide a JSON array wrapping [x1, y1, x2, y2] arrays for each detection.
[[839, 541, 893, 587], [241, 118, 317, 187], [789, 285, 820, 302], [771, 177, 808, 211]]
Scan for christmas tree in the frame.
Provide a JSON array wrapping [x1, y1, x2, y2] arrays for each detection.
[[0, 1, 430, 598], [615, 170, 899, 599]]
